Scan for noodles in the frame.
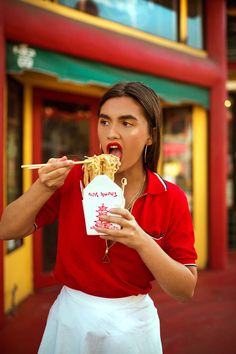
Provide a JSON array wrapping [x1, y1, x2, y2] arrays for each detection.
[[83, 154, 121, 186]]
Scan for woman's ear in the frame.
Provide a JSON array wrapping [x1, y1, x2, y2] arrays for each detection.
[[147, 127, 156, 146], [149, 127, 157, 145], [146, 137, 153, 146]]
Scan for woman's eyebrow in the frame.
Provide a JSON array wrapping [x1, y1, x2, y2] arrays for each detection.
[[98, 113, 138, 121], [118, 115, 138, 121], [98, 113, 110, 119]]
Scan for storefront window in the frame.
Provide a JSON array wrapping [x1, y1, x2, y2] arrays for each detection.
[[58, 0, 178, 41], [187, 0, 204, 49], [58, 0, 99, 15], [42, 100, 90, 271], [43, 0, 205, 49], [6, 77, 23, 253], [162, 106, 193, 210]]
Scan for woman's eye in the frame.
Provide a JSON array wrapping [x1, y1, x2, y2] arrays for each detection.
[[122, 121, 132, 127], [99, 119, 109, 126]]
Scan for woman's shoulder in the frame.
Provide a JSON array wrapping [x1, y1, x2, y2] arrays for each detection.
[[165, 179, 186, 196], [150, 173, 191, 216]]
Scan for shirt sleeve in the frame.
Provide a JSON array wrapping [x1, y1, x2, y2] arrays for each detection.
[[163, 186, 197, 266], [35, 188, 61, 228]]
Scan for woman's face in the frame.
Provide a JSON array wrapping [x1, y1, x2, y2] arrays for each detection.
[[98, 96, 152, 173]]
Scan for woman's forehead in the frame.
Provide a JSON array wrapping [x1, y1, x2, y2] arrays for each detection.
[[100, 96, 144, 117]]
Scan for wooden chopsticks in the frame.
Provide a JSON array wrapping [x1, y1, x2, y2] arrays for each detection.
[[21, 159, 91, 170]]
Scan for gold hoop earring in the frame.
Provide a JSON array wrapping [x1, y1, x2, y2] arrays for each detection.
[[144, 145, 148, 163]]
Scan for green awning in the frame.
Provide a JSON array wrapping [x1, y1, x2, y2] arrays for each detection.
[[7, 43, 209, 108]]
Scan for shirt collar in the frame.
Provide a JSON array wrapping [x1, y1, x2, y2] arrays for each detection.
[[145, 169, 168, 195]]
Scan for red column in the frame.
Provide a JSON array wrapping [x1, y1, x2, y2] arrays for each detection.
[[206, 0, 228, 269], [0, 1, 5, 327]]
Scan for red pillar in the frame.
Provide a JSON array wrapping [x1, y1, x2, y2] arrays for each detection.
[[206, 0, 228, 269], [0, 1, 5, 326]]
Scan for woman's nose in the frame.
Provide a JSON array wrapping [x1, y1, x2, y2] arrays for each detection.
[[107, 125, 120, 139]]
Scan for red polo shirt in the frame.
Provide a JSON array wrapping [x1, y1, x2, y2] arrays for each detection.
[[36, 166, 197, 298]]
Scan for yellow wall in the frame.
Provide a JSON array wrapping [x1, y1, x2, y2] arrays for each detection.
[[4, 85, 33, 312], [4, 237, 33, 311], [192, 106, 208, 268]]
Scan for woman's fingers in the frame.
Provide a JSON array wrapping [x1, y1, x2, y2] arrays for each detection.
[[95, 209, 137, 239], [95, 208, 136, 232], [38, 156, 74, 190], [40, 170, 71, 189], [98, 214, 133, 229], [40, 158, 73, 172], [108, 208, 134, 220], [95, 210, 146, 250]]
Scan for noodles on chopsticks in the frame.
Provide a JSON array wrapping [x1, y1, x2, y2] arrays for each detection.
[[83, 154, 120, 186], [21, 154, 121, 186]]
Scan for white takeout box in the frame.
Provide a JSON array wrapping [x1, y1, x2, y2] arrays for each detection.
[[82, 175, 125, 235]]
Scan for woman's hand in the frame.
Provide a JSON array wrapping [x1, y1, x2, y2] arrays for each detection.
[[0, 155, 74, 240], [95, 208, 147, 251], [95, 207, 197, 302], [38, 156, 74, 191]]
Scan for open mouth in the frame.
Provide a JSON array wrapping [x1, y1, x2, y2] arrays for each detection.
[[106, 142, 123, 160]]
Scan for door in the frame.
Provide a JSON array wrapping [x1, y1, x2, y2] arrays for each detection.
[[33, 89, 99, 288]]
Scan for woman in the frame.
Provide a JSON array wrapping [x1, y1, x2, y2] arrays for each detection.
[[0, 82, 197, 354]]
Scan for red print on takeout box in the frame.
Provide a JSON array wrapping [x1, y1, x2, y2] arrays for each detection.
[[82, 175, 125, 235]]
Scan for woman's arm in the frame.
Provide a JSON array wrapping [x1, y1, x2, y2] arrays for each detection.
[[0, 157, 73, 240], [135, 235, 197, 302], [96, 208, 197, 302]]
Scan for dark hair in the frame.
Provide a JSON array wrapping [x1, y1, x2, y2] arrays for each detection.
[[98, 81, 161, 172]]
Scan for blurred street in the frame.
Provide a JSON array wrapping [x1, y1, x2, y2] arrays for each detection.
[[0, 252, 236, 354]]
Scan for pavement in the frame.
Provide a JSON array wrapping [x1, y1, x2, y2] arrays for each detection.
[[0, 251, 236, 354]]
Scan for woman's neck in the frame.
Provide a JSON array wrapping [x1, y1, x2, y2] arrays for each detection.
[[115, 166, 146, 187], [115, 163, 147, 203], [115, 165, 147, 210]]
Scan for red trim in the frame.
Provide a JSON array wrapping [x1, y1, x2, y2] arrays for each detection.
[[206, 0, 228, 269], [0, 7, 5, 327], [33, 89, 99, 288], [3, 0, 220, 88]]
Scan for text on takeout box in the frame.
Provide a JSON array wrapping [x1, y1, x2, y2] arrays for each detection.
[[88, 191, 118, 198]]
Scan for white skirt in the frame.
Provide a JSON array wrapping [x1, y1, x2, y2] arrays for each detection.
[[38, 286, 163, 354]]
